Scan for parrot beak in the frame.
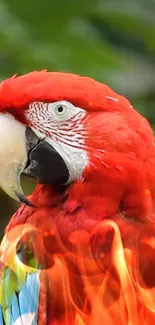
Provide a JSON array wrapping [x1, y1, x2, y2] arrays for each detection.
[[0, 113, 69, 206], [0, 113, 36, 205]]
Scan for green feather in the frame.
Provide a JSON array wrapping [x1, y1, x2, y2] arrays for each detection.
[[0, 248, 39, 309], [3, 306, 11, 325]]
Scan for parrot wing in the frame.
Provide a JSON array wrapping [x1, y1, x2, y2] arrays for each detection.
[[0, 224, 42, 325]]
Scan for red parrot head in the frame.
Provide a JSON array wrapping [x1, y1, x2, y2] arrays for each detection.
[[0, 71, 154, 219]]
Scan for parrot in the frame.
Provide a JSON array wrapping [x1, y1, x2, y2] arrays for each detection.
[[0, 71, 155, 325]]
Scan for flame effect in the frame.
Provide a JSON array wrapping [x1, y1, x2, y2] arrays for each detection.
[[1, 219, 155, 325]]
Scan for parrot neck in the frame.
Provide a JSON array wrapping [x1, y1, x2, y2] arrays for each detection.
[[28, 151, 124, 220], [29, 172, 121, 221], [28, 153, 155, 223]]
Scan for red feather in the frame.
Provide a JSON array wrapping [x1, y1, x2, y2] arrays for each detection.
[[1, 72, 155, 324]]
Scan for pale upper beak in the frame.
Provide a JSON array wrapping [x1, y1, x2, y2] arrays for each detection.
[[0, 113, 33, 204], [0, 113, 69, 205]]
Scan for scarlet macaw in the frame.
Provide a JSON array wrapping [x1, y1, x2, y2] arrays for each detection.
[[0, 71, 155, 325]]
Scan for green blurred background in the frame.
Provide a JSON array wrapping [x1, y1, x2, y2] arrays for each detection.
[[0, 0, 155, 239]]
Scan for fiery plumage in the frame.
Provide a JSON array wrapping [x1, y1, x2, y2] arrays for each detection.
[[0, 71, 155, 325]]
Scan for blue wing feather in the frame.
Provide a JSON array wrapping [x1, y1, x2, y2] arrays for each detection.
[[11, 294, 20, 323], [0, 243, 41, 325], [18, 272, 40, 325], [0, 307, 3, 325], [0, 272, 40, 325]]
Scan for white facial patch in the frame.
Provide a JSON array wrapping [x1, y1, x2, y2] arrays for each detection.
[[26, 100, 88, 182]]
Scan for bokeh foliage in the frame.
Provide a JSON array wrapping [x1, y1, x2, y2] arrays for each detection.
[[0, 0, 155, 237]]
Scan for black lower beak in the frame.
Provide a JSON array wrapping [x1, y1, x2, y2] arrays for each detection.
[[24, 127, 69, 185]]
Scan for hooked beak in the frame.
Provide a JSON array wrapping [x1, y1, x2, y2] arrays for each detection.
[[0, 113, 69, 205]]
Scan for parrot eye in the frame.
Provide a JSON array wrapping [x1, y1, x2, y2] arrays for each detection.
[[54, 104, 67, 116], [50, 101, 77, 121]]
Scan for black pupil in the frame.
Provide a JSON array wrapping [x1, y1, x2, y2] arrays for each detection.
[[57, 106, 64, 113]]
